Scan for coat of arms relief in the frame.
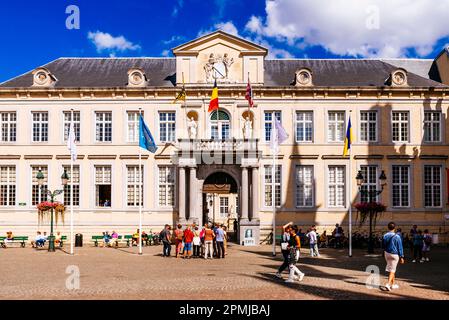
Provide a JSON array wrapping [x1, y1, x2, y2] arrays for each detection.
[[203, 53, 235, 83]]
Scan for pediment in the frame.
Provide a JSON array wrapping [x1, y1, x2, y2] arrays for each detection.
[[172, 30, 268, 56]]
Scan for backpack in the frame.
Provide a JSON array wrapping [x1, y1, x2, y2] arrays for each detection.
[[159, 230, 165, 241], [424, 235, 432, 245]]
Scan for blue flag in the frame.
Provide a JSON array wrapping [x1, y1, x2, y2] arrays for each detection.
[[139, 115, 157, 153]]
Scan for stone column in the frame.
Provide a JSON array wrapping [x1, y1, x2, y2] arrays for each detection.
[[241, 166, 249, 221], [251, 166, 259, 220], [189, 166, 197, 224], [178, 166, 186, 222]]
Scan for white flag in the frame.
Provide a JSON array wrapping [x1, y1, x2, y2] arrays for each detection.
[[67, 122, 77, 161], [270, 119, 289, 154]]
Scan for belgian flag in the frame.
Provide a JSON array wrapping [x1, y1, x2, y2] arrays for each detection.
[[208, 80, 219, 112]]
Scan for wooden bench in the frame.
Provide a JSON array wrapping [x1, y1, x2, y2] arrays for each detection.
[[92, 235, 132, 247], [0, 236, 29, 248]]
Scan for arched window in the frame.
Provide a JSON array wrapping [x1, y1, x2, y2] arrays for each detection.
[[209, 110, 231, 140]]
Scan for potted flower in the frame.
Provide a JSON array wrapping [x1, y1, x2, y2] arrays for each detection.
[[354, 202, 387, 253]]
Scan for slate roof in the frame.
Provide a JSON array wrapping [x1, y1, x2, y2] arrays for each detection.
[[0, 57, 445, 88]]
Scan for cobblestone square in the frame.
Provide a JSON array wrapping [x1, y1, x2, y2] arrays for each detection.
[[1, 244, 448, 300]]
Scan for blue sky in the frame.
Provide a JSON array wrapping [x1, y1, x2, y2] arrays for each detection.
[[1, 0, 449, 83]]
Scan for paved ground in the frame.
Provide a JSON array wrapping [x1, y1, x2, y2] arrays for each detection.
[[1, 243, 448, 300]]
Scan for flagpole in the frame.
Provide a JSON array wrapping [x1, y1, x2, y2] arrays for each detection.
[[138, 108, 143, 256], [70, 108, 74, 256], [272, 116, 276, 256], [348, 113, 353, 258]]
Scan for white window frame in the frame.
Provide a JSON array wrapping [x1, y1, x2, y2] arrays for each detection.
[[159, 112, 176, 143], [0, 112, 17, 143], [94, 165, 112, 207], [95, 112, 112, 142], [63, 111, 81, 143], [424, 165, 442, 208], [359, 165, 379, 202], [264, 111, 282, 143], [359, 111, 378, 143], [295, 165, 314, 208], [392, 165, 410, 208], [219, 196, 229, 218], [264, 165, 282, 208], [126, 111, 141, 143], [32, 112, 48, 142], [423, 111, 441, 143], [126, 165, 143, 207], [62, 165, 80, 207], [31, 165, 48, 205], [209, 110, 231, 140], [158, 166, 175, 207], [392, 111, 409, 143], [295, 111, 313, 143], [327, 111, 345, 143], [0, 165, 16, 207], [327, 165, 346, 208]]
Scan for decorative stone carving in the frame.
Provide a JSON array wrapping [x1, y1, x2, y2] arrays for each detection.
[[390, 68, 408, 86], [187, 117, 198, 139], [203, 53, 234, 83], [127, 68, 148, 87], [294, 68, 313, 86], [243, 117, 253, 139], [32, 68, 57, 87]]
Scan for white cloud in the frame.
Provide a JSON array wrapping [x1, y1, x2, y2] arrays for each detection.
[[87, 31, 141, 53], [163, 35, 185, 45], [172, 0, 184, 17], [161, 50, 171, 57], [245, 0, 449, 58]]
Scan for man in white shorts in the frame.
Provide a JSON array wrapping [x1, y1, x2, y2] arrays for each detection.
[[382, 222, 405, 291]]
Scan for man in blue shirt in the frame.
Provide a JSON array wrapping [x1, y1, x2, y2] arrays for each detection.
[[215, 225, 225, 259], [383, 222, 405, 291]]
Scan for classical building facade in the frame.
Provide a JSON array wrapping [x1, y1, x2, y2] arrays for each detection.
[[1, 31, 449, 243]]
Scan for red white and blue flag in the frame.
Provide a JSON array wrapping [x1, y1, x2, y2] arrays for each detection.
[[245, 78, 254, 108]]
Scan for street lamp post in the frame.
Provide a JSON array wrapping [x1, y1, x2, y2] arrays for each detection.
[[356, 169, 387, 254], [36, 169, 69, 252]]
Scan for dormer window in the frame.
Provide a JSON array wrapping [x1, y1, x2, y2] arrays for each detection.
[[32, 68, 57, 87], [390, 68, 408, 86], [127, 68, 148, 87], [294, 68, 313, 86]]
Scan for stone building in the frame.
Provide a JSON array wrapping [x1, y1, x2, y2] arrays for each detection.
[[1, 31, 449, 243]]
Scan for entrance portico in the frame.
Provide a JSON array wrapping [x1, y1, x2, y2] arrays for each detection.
[[175, 139, 261, 245]]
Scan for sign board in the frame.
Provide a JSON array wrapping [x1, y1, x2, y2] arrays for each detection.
[[203, 184, 231, 194], [19, 202, 26, 206], [243, 228, 256, 246]]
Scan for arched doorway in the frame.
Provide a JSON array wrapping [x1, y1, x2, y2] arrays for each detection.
[[202, 171, 239, 241]]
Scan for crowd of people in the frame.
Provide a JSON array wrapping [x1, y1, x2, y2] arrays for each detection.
[[159, 223, 229, 259]]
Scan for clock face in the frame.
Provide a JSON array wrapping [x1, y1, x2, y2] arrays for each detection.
[[393, 72, 406, 85], [35, 72, 48, 85]]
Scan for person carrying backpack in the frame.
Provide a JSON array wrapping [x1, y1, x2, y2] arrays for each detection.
[[160, 224, 171, 257], [174, 224, 184, 258], [422, 229, 432, 262], [275, 222, 292, 279]]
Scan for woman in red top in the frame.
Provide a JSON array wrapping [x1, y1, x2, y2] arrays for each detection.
[[183, 225, 194, 259]]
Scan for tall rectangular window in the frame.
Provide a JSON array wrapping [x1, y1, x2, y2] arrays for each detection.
[[127, 165, 143, 207], [32, 112, 48, 142], [424, 165, 441, 207], [392, 111, 409, 142], [264, 165, 281, 207], [32, 166, 48, 205], [159, 166, 175, 207], [63, 111, 80, 142], [328, 166, 345, 207], [95, 112, 112, 142], [159, 112, 176, 143], [295, 165, 314, 207], [0, 112, 16, 142], [95, 166, 112, 207], [392, 165, 410, 207], [360, 111, 377, 142], [127, 111, 140, 143], [295, 111, 313, 142], [219, 196, 229, 218], [264, 111, 281, 142], [360, 165, 378, 202], [63, 165, 80, 206], [423, 111, 441, 142], [328, 111, 345, 142], [0, 166, 16, 206]]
